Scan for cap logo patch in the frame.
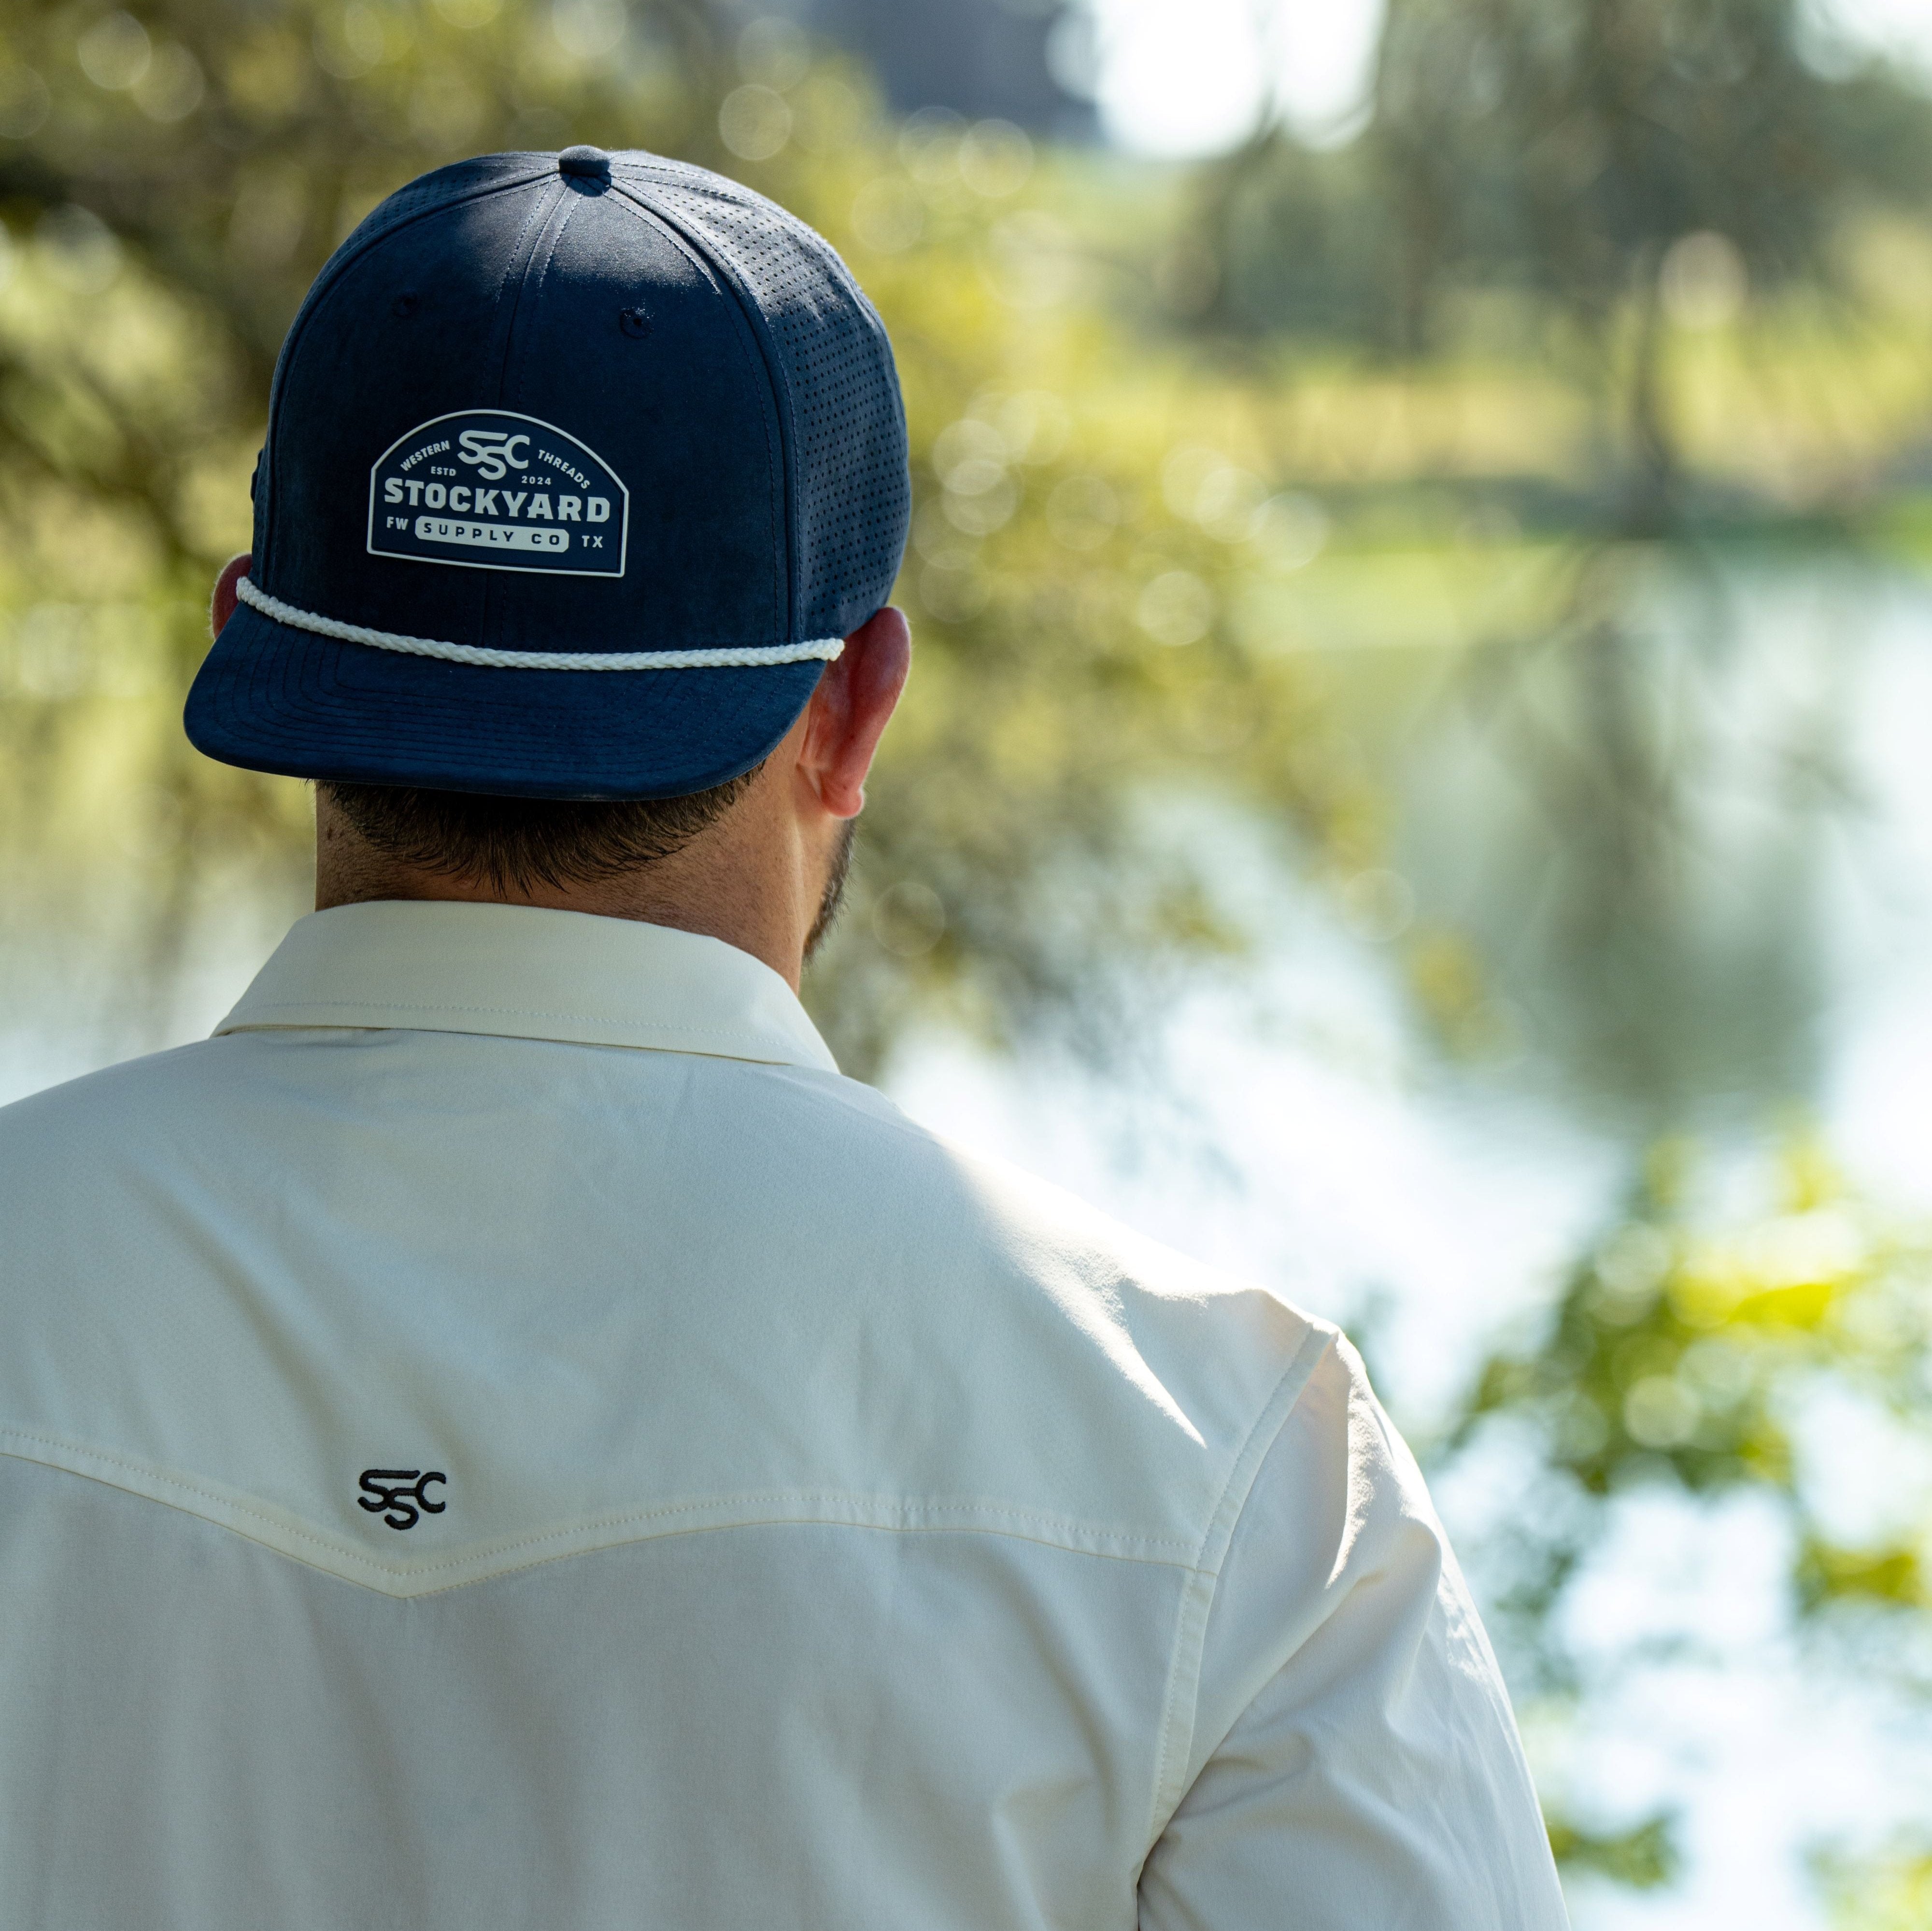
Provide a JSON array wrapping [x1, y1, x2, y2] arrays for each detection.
[[367, 409, 629, 577]]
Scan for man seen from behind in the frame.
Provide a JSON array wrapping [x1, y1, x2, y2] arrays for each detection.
[[0, 144, 1569, 1930]]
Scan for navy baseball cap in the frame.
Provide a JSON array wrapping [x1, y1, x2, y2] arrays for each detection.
[[186, 147, 910, 799]]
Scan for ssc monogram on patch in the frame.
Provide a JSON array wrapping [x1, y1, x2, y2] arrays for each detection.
[[367, 410, 628, 577]]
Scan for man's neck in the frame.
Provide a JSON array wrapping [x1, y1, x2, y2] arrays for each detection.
[[313, 788, 817, 991]]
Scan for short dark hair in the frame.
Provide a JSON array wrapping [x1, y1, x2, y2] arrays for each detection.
[[320, 772, 761, 896]]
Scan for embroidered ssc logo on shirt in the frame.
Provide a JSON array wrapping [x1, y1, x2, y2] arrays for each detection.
[[357, 1467, 449, 1531], [366, 410, 629, 578]]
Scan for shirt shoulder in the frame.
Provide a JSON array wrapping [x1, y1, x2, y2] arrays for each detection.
[[1141, 1332, 1570, 1929], [0, 1036, 246, 1211], [725, 1058, 1336, 1491]]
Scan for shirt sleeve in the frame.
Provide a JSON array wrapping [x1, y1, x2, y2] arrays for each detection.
[[1138, 1333, 1571, 1931]]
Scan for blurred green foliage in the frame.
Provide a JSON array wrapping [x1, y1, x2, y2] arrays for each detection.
[[1199, 0, 1932, 474], [1443, 1134, 1932, 1894], [1821, 1843, 1932, 1931], [1546, 1813, 1678, 1890]]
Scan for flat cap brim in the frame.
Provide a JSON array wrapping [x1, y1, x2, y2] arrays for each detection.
[[185, 601, 825, 801]]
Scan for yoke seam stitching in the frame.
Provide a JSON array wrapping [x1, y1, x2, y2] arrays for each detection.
[[0, 1435, 1206, 1595]]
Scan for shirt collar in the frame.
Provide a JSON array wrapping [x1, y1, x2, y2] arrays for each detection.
[[214, 900, 838, 1074]]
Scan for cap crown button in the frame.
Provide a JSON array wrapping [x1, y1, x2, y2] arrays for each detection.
[[558, 145, 611, 180]]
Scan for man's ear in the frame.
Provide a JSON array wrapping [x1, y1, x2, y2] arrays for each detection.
[[211, 554, 251, 639], [797, 605, 911, 819]]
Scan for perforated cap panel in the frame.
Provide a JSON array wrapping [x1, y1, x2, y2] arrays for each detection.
[[614, 158, 911, 642]]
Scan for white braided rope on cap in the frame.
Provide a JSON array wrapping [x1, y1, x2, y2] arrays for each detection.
[[234, 577, 845, 671]]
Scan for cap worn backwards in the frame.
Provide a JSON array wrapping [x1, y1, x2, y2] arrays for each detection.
[[185, 147, 912, 801]]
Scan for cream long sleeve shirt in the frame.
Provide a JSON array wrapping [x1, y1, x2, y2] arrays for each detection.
[[0, 901, 1567, 1930]]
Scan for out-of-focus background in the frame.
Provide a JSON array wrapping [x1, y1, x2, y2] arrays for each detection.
[[6, 0, 1932, 1918]]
